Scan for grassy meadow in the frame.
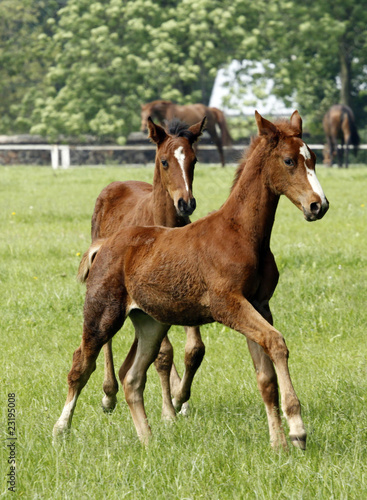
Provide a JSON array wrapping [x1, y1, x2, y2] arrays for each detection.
[[1, 162, 367, 499]]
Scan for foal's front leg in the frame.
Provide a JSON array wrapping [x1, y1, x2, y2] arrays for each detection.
[[120, 310, 172, 444], [101, 340, 119, 412], [246, 292, 287, 448], [171, 326, 205, 414], [214, 294, 307, 449], [153, 334, 176, 420], [154, 327, 205, 417]]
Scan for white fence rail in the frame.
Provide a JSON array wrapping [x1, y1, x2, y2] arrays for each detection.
[[0, 144, 71, 169], [0, 143, 366, 168]]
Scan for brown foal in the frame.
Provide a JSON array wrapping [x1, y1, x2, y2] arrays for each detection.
[[54, 111, 329, 449], [90, 117, 206, 419]]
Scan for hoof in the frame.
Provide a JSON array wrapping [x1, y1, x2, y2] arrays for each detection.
[[178, 401, 190, 416], [52, 421, 69, 440], [172, 398, 190, 416], [162, 412, 176, 422], [172, 397, 181, 412], [290, 434, 307, 450], [101, 395, 117, 413]]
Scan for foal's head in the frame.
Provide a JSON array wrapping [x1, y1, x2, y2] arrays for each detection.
[[255, 110, 329, 221], [148, 116, 206, 217]]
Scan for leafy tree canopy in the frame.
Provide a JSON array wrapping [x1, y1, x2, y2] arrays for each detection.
[[233, 0, 367, 133], [27, 0, 252, 142], [0, 0, 366, 139]]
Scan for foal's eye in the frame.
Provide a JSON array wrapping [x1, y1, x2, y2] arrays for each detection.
[[284, 158, 294, 167], [161, 159, 168, 168]]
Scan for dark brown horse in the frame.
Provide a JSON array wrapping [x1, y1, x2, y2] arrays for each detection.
[[140, 100, 232, 167], [54, 111, 329, 450], [323, 104, 359, 168], [91, 117, 206, 419]]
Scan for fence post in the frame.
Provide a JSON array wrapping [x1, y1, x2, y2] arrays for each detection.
[[61, 146, 70, 169], [51, 145, 59, 169]]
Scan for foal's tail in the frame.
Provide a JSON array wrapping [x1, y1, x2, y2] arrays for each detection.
[[77, 239, 105, 283]]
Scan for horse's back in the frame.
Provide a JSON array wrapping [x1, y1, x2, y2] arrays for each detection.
[[91, 180, 153, 241], [172, 103, 208, 125]]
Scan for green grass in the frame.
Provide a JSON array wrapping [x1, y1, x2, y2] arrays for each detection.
[[1, 163, 367, 499]]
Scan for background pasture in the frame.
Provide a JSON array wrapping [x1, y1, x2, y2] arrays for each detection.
[[1, 163, 366, 498]]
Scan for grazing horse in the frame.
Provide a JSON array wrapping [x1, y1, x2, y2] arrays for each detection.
[[54, 111, 329, 450], [140, 100, 232, 167], [91, 117, 206, 418], [322, 104, 359, 167]]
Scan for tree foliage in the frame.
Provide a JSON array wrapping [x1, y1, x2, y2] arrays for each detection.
[[0, 0, 366, 139], [0, 0, 66, 134], [27, 0, 253, 142], [232, 0, 367, 132]]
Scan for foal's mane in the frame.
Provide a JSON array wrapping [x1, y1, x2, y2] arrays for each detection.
[[231, 118, 300, 192], [166, 119, 196, 142]]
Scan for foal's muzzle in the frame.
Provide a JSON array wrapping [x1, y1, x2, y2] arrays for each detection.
[[177, 197, 196, 216], [303, 198, 329, 221]]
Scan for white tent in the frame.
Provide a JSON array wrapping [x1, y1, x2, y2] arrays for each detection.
[[209, 60, 296, 116]]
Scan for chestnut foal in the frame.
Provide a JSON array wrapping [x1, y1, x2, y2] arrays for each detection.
[[91, 117, 206, 418], [54, 111, 329, 449]]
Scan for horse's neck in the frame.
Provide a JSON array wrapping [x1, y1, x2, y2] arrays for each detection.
[[223, 155, 279, 249], [152, 163, 184, 227]]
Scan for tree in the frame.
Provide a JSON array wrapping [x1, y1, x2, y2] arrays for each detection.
[[27, 0, 253, 141], [231, 0, 367, 132], [1, 0, 366, 139], [0, 0, 66, 134]]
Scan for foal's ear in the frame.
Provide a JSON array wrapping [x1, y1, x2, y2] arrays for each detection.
[[290, 110, 302, 137], [147, 117, 167, 144], [188, 116, 207, 143], [255, 110, 278, 139]]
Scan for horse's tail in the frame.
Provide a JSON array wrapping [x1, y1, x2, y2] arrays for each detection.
[[347, 109, 360, 150], [77, 239, 105, 283], [210, 107, 233, 146]]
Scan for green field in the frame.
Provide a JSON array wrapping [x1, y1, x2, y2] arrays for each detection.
[[1, 163, 366, 499]]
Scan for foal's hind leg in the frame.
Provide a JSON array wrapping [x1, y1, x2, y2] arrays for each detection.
[[101, 340, 119, 412], [53, 333, 111, 437], [170, 326, 205, 414], [53, 290, 125, 437], [120, 310, 172, 444]]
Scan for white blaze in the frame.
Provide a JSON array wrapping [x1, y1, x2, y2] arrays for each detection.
[[299, 143, 327, 204], [174, 146, 189, 192]]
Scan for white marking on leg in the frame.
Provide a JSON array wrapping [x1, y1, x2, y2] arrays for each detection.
[[174, 146, 189, 192], [53, 394, 77, 435], [299, 143, 327, 205]]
